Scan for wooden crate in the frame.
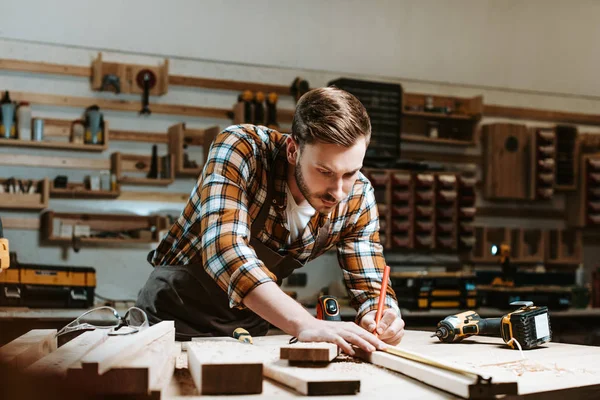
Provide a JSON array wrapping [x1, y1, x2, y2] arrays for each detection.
[[167, 123, 219, 177], [49, 181, 120, 199], [0, 178, 49, 211]]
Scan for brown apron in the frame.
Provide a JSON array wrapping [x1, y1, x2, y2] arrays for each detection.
[[136, 169, 330, 341]]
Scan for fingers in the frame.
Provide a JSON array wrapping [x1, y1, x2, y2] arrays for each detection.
[[339, 331, 376, 354], [379, 317, 406, 344], [386, 328, 405, 346], [360, 311, 376, 332], [332, 335, 354, 356], [346, 322, 387, 350], [376, 309, 397, 335]]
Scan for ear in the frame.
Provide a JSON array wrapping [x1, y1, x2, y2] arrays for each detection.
[[286, 136, 299, 164]]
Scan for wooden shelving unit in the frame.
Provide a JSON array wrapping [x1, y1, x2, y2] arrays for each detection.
[[402, 93, 482, 145], [546, 229, 582, 266], [0, 178, 49, 210], [167, 123, 219, 177], [49, 181, 120, 199], [111, 152, 175, 186], [0, 118, 108, 152], [41, 211, 168, 246], [567, 153, 600, 228], [363, 168, 475, 253]]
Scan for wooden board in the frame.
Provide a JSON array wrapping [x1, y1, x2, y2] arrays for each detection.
[[0, 329, 57, 370], [67, 327, 175, 396], [77, 321, 173, 375], [26, 329, 108, 377], [186, 341, 263, 395], [397, 331, 600, 398], [263, 359, 361, 396], [280, 342, 339, 363]]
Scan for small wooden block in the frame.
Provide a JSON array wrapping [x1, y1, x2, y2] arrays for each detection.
[[280, 342, 339, 363], [186, 341, 263, 395]]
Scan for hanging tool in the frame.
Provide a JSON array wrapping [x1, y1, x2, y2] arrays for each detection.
[[148, 145, 159, 179], [265, 92, 279, 129], [290, 77, 310, 103], [0, 91, 17, 139], [433, 301, 551, 350], [252, 92, 265, 125], [83, 105, 105, 145], [233, 327, 253, 344], [136, 69, 157, 115], [0, 217, 10, 272], [100, 74, 121, 94], [490, 243, 517, 287], [316, 295, 341, 321], [239, 90, 254, 123]]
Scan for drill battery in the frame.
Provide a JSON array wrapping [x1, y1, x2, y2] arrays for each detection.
[[501, 304, 552, 350], [391, 271, 477, 310], [0, 253, 95, 308]]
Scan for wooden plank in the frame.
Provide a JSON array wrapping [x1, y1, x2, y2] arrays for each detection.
[[27, 329, 108, 377], [0, 137, 106, 152], [10, 91, 231, 120], [264, 359, 361, 396], [186, 341, 263, 395], [67, 327, 175, 396], [485, 104, 600, 126], [110, 129, 169, 143], [0, 58, 91, 77], [1, 217, 40, 230], [0, 154, 110, 170], [401, 330, 600, 398], [355, 347, 516, 399], [280, 342, 339, 364], [118, 191, 189, 203], [78, 321, 173, 375], [401, 149, 481, 164], [0, 329, 57, 370], [476, 206, 565, 220], [170, 74, 291, 96]]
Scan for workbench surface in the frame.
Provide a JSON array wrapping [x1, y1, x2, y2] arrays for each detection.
[[164, 331, 600, 399]]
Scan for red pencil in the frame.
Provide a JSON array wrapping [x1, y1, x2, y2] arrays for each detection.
[[374, 265, 391, 337]]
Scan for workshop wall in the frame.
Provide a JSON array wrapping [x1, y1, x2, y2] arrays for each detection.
[[1, 1, 600, 306]]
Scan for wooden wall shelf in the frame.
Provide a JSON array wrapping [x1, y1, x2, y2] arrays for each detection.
[[111, 152, 175, 186], [49, 181, 120, 199], [168, 123, 219, 177], [41, 211, 168, 245], [400, 134, 474, 147], [92, 53, 169, 95], [0, 137, 106, 152], [0, 178, 49, 211]]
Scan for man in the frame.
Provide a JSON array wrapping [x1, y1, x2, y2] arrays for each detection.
[[136, 87, 404, 355]]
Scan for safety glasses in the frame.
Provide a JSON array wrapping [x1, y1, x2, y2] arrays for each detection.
[[56, 306, 149, 338]]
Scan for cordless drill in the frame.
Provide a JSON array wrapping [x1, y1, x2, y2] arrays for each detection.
[[433, 301, 551, 350]]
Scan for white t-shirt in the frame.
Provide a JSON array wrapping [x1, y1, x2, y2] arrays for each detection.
[[286, 183, 316, 244]]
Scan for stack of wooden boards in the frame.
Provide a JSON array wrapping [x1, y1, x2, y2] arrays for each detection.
[[0, 321, 176, 399]]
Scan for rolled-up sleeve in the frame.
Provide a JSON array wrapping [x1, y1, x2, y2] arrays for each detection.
[[200, 131, 277, 308], [336, 184, 400, 323]]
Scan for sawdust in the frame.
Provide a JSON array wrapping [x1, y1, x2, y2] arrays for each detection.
[[479, 359, 582, 377]]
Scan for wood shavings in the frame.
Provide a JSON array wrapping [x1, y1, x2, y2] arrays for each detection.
[[480, 359, 575, 377]]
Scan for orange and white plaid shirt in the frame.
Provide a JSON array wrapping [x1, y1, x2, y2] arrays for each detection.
[[151, 125, 399, 322]]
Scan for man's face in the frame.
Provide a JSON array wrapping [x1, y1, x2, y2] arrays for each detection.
[[289, 137, 367, 213]]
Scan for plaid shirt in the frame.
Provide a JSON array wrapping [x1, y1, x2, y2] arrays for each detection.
[[152, 125, 399, 322]]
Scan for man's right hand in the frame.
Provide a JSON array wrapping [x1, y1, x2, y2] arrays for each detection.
[[296, 318, 387, 355]]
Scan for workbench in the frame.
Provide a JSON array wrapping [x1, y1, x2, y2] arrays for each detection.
[[2, 306, 600, 346], [157, 331, 600, 399]]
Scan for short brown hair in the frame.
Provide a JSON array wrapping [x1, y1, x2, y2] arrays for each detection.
[[292, 87, 371, 147]]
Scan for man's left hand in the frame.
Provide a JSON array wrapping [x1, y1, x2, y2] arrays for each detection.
[[359, 309, 405, 345]]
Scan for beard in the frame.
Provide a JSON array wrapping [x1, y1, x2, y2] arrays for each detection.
[[294, 159, 338, 213]]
